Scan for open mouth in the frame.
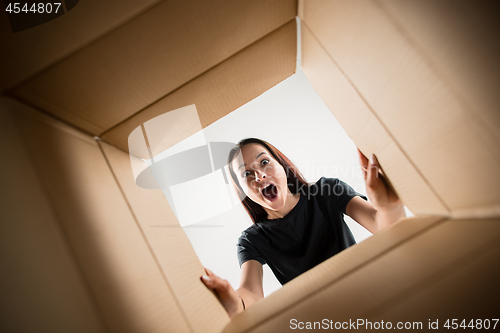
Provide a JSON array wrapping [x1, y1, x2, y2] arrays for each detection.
[[261, 183, 278, 201]]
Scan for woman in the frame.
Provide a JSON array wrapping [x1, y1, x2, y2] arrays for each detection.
[[201, 138, 405, 319]]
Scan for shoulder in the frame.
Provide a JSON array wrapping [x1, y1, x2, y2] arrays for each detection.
[[315, 177, 362, 195], [315, 177, 340, 188], [309, 177, 342, 196], [310, 177, 367, 206], [238, 224, 262, 244]]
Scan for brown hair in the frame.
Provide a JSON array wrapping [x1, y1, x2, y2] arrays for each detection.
[[227, 138, 309, 223]]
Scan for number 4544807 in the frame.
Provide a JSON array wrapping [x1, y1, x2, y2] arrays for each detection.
[[6, 3, 62, 14], [444, 319, 498, 330]]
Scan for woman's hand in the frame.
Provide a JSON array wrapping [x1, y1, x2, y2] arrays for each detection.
[[357, 149, 406, 230], [357, 149, 401, 210], [201, 268, 244, 319]]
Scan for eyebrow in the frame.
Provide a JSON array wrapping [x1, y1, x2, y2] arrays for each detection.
[[237, 151, 267, 170]]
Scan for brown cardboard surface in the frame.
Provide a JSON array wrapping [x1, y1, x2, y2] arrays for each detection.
[[297, 0, 304, 21], [141, 104, 203, 159], [223, 216, 444, 332], [223, 217, 500, 332], [6, 97, 191, 333], [301, 23, 448, 216], [0, 0, 162, 91], [369, 245, 500, 324], [4, 0, 500, 331], [378, 0, 500, 141], [0, 97, 106, 332], [100, 141, 230, 333], [12, 0, 296, 136], [101, 19, 297, 158], [300, 0, 500, 218]]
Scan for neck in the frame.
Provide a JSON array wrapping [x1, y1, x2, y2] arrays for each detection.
[[265, 191, 301, 220]]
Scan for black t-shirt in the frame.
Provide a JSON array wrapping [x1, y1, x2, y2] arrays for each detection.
[[237, 177, 367, 285]]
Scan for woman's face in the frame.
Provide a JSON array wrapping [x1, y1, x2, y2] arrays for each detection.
[[231, 143, 290, 212]]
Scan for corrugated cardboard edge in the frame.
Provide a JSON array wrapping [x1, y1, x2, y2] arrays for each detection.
[[0, 96, 107, 332], [299, 0, 500, 219], [300, 21, 449, 217], [2, 96, 193, 333], [375, 0, 500, 142], [223, 216, 500, 332], [99, 140, 231, 333], [101, 19, 297, 158], [297, 0, 304, 20], [1, 0, 163, 90], [11, 0, 297, 136], [222, 216, 446, 332]]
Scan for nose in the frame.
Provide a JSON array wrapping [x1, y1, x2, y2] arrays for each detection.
[[254, 170, 266, 182]]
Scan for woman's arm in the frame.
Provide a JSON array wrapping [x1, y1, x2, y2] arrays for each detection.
[[201, 260, 264, 319], [346, 196, 405, 233], [345, 150, 406, 233], [236, 260, 264, 307]]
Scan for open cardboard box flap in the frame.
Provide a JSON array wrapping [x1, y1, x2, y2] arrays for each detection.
[[223, 216, 500, 332], [300, 0, 500, 219], [1, 0, 500, 332]]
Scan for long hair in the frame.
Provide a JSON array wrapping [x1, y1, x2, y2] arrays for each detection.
[[227, 138, 309, 223]]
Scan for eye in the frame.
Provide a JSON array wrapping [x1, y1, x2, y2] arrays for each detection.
[[241, 170, 251, 178], [261, 159, 269, 166]]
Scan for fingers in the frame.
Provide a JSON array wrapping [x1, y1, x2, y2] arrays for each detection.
[[202, 268, 217, 288], [357, 148, 368, 165], [357, 148, 369, 179], [201, 269, 243, 318], [201, 269, 215, 289], [358, 149, 368, 180], [357, 149, 402, 207], [358, 148, 379, 185], [201, 269, 231, 294], [366, 154, 380, 189]]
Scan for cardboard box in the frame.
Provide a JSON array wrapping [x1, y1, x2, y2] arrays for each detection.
[[1, 0, 499, 332]]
